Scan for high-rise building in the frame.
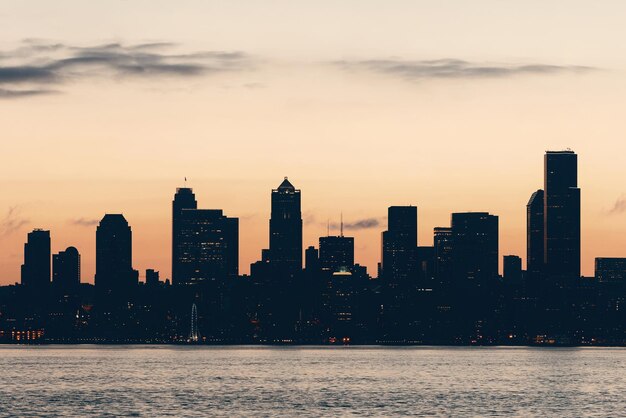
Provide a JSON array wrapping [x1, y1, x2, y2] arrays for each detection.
[[172, 188, 239, 285], [526, 189, 544, 294], [52, 246, 80, 292], [95, 214, 137, 296], [21, 229, 51, 291], [175, 209, 238, 284], [319, 236, 354, 273], [172, 188, 198, 283], [544, 150, 581, 283], [381, 206, 418, 286], [450, 212, 499, 284], [269, 177, 302, 275]]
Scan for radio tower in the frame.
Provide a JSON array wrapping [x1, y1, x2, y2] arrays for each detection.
[[188, 303, 200, 343]]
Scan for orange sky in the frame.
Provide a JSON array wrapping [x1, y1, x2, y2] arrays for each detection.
[[1, 1, 626, 284]]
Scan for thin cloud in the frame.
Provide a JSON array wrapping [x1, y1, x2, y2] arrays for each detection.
[[0, 207, 30, 237], [330, 217, 381, 231], [69, 218, 99, 227], [608, 195, 626, 214], [0, 40, 255, 98], [335, 58, 595, 81]]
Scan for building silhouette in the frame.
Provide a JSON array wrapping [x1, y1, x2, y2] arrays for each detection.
[[95, 214, 137, 298], [52, 246, 80, 292], [381, 206, 418, 286], [305, 246, 320, 272], [172, 188, 239, 285], [450, 212, 499, 284], [269, 177, 302, 275], [21, 229, 51, 292], [544, 150, 581, 284], [503, 255, 523, 285], [526, 189, 544, 295], [595, 258, 626, 284], [319, 236, 355, 273], [172, 187, 198, 284]]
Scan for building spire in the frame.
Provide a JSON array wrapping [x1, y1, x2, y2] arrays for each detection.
[[340, 212, 344, 237]]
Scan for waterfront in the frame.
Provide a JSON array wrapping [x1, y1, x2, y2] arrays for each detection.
[[1, 346, 625, 416]]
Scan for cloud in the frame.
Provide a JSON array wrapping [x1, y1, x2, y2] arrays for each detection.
[[335, 58, 595, 81], [330, 217, 381, 231], [0, 40, 254, 98], [0, 207, 30, 237], [0, 87, 57, 98], [608, 195, 626, 214], [68, 218, 99, 227]]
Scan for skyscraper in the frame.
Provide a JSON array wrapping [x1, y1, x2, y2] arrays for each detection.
[[95, 214, 137, 297], [52, 246, 81, 292], [172, 187, 198, 283], [503, 255, 523, 284], [544, 150, 581, 283], [450, 212, 499, 284], [174, 209, 238, 284], [269, 177, 302, 275], [527, 189, 544, 294], [381, 206, 418, 286], [319, 236, 355, 273], [21, 229, 51, 291]]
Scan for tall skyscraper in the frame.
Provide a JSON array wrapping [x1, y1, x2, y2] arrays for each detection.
[[544, 150, 581, 283], [95, 214, 137, 296], [172, 187, 198, 283], [52, 246, 81, 292], [450, 212, 499, 284], [319, 236, 355, 273], [21, 229, 51, 291], [595, 258, 626, 284], [172, 187, 238, 285], [174, 209, 238, 284], [381, 206, 418, 286], [527, 189, 544, 294], [269, 177, 302, 275]]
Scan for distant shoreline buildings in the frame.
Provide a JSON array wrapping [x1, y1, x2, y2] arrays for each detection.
[[1, 150, 625, 345]]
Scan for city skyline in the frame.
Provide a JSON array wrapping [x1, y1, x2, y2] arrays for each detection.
[[1, 149, 624, 285]]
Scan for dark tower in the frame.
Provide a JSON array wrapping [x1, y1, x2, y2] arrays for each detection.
[[526, 189, 544, 295], [305, 246, 320, 271], [381, 206, 418, 286], [52, 246, 81, 292], [269, 177, 302, 275], [319, 236, 355, 273], [544, 150, 581, 284], [172, 187, 198, 284], [450, 212, 499, 284], [434, 227, 453, 288], [95, 214, 136, 297], [175, 209, 239, 284], [21, 229, 51, 292]]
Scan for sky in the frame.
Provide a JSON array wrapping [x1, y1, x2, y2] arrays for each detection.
[[1, 1, 626, 284]]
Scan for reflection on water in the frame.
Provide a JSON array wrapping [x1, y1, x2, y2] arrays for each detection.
[[1, 346, 625, 417]]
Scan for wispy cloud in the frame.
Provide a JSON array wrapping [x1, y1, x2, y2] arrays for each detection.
[[0, 40, 255, 98], [335, 58, 595, 81], [330, 217, 381, 231], [68, 218, 99, 227], [608, 195, 626, 214], [0, 206, 30, 237]]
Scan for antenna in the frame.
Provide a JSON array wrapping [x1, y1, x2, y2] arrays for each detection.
[[340, 212, 344, 237]]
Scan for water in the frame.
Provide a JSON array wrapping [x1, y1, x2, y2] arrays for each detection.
[[1, 346, 625, 417]]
